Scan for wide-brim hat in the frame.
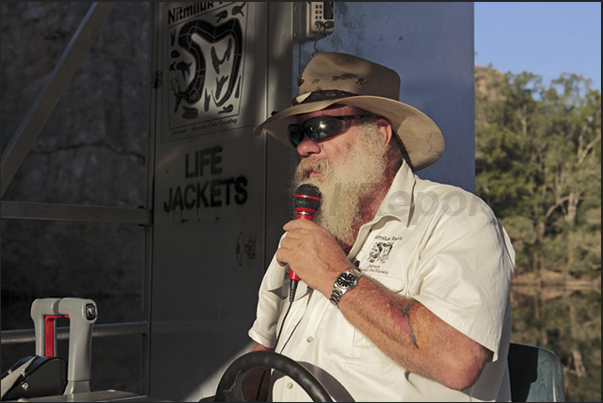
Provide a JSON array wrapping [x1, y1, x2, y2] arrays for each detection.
[[253, 52, 445, 171]]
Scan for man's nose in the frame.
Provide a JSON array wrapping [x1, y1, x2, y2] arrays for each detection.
[[296, 135, 321, 157]]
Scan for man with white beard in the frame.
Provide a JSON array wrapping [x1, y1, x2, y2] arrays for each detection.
[[292, 115, 394, 251], [244, 53, 516, 402]]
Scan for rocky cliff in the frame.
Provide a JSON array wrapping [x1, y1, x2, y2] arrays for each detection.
[[1, 2, 149, 206]]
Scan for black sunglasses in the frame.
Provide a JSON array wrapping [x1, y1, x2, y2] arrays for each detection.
[[287, 114, 378, 147]]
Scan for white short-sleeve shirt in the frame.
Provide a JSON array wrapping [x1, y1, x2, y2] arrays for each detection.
[[249, 163, 515, 402]]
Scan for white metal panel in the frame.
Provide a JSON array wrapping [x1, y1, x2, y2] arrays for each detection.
[[295, 2, 476, 192], [149, 3, 275, 400]]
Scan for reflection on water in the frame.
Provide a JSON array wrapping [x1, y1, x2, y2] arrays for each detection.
[[510, 283, 601, 402]]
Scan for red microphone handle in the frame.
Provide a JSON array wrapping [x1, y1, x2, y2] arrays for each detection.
[[288, 211, 316, 281], [289, 190, 321, 283]]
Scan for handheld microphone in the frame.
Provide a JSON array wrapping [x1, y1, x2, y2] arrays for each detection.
[[294, 184, 322, 222], [288, 184, 322, 301]]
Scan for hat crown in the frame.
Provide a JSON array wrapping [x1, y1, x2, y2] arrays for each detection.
[[298, 53, 401, 101], [254, 52, 445, 171]]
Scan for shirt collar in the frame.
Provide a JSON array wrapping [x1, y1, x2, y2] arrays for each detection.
[[371, 161, 417, 228], [346, 162, 417, 260]]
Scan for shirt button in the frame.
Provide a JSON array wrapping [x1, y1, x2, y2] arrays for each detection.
[[287, 382, 294, 389], [306, 336, 314, 343]]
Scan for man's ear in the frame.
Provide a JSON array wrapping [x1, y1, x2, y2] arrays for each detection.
[[376, 118, 393, 147]]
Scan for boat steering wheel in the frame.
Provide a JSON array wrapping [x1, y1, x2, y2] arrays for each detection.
[[214, 351, 332, 402]]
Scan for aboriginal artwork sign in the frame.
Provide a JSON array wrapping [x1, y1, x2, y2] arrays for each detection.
[[163, 2, 252, 141]]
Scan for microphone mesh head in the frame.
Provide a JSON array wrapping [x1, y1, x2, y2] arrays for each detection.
[[294, 184, 322, 211]]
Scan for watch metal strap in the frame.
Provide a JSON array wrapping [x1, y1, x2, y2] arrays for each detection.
[[329, 269, 362, 306], [329, 287, 344, 305]]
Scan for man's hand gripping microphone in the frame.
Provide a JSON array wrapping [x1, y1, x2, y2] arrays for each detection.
[[289, 184, 322, 302]]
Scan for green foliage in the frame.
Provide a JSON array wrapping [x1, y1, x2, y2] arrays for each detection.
[[476, 69, 601, 278], [477, 68, 601, 401]]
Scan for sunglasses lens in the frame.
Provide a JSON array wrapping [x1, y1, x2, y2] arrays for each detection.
[[288, 124, 303, 147], [305, 117, 346, 141], [287, 115, 372, 147]]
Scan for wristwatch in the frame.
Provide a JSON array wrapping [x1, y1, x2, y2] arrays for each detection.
[[330, 268, 363, 306]]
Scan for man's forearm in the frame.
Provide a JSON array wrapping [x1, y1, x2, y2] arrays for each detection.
[[336, 276, 491, 390]]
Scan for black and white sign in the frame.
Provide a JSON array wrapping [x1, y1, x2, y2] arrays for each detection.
[[163, 2, 252, 141]]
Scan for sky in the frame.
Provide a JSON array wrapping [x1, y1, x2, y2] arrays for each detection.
[[474, 2, 601, 91]]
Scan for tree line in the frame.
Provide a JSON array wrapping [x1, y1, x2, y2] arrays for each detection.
[[475, 66, 601, 280]]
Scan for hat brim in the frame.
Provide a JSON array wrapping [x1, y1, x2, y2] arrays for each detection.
[[254, 96, 444, 171]]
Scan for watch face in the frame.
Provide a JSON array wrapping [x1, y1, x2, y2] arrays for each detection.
[[336, 272, 357, 288]]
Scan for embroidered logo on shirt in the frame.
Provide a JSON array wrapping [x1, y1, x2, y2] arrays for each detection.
[[368, 242, 394, 264], [362, 236, 403, 275]]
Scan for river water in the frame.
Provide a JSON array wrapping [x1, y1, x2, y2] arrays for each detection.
[[510, 284, 601, 402]]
